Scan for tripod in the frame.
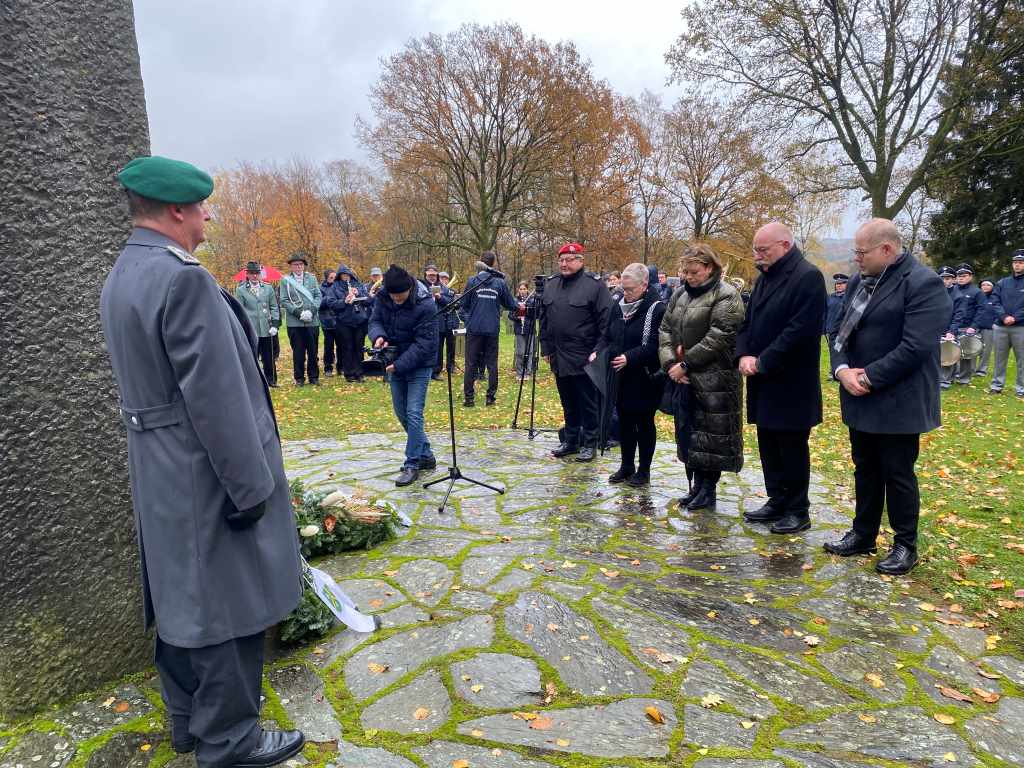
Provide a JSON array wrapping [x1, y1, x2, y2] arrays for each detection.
[[510, 302, 557, 440], [423, 275, 505, 513]]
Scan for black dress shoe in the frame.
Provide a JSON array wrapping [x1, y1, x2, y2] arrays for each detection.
[[823, 530, 877, 557], [552, 443, 579, 458], [876, 544, 918, 575], [229, 729, 305, 768], [464, 399, 475, 408], [395, 467, 419, 487], [626, 470, 650, 487], [485, 397, 496, 407], [431, 373, 442, 381], [608, 466, 635, 484], [744, 501, 784, 522], [770, 512, 811, 534], [418, 455, 437, 471], [575, 446, 597, 462]]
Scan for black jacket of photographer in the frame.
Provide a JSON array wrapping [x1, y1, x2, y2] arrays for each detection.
[[540, 270, 614, 377], [604, 290, 665, 413], [368, 281, 439, 374]]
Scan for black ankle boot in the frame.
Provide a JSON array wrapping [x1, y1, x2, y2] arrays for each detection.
[[687, 472, 718, 510], [678, 469, 701, 506]]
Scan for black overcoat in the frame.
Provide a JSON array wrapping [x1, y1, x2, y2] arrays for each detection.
[[605, 292, 666, 413], [829, 252, 951, 434], [540, 270, 613, 376], [735, 247, 826, 430]]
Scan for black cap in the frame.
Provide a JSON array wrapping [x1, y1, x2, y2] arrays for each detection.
[[832, 273, 849, 283], [1013, 249, 1024, 262], [245, 261, 261, 273], [383, 264, 415, 294], [955, 263, 974, 275], [938, 266, 955, 277], [424, 264, 439, 273]]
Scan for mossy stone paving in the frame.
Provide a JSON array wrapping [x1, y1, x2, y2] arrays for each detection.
[[3, 429, 1023, 768]]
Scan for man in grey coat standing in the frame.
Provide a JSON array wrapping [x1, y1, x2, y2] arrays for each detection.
[[825, 218, 952, 575], [100, 156, 305, 768]]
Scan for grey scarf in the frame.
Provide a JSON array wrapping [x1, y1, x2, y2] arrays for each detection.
[[619, 296, 643, 320]]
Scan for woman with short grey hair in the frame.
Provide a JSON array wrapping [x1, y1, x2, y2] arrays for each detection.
[[603, 262, 667, 485]]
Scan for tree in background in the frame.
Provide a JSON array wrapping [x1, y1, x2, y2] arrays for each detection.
[[668, 0, 1008, 219], [927, 0, 1024, 276]]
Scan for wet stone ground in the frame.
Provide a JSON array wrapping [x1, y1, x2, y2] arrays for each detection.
[[3, 429, 1023, 768]]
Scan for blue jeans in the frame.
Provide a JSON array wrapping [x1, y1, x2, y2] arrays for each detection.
[[389, 366, 434, 469]]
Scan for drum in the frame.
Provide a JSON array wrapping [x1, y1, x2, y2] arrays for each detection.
[[958, 333, 983, 360], [940, 337, 962, 367]]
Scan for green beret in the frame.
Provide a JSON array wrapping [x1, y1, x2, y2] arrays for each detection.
[[117, 155, 214, 204]]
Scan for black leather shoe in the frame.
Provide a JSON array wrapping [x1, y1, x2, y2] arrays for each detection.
[[464, 399, 475, 408], [552, 443, 579, 458], [876, 544, 918, 575], [770, 512, 811, 534], [395, 467, 419, 487], [418, 456, 437, 471], [626, 470, 650, 487], [678, 475, 702, 507], [485, 398, 496, 407], [687, 481, 717, 510], [744, 502, 784, 522], [608, 466, 635, 484], [575, 446, 597, 462], [823, 530, 877, 557], [228, 729, 305, 768]]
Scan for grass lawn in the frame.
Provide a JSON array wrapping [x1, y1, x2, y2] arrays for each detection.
[[271, 328, 1024, 644]]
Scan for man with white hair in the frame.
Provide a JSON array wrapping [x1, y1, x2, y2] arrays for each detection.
[[736, 222, 826, 535], [825, 218, 951, 575]]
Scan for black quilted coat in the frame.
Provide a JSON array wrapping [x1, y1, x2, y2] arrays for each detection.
[[658, 275, 745, 472]]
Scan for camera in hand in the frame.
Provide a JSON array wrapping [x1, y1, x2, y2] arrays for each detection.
[[366, 345, 399, 366], [534, 274, 546, 295]]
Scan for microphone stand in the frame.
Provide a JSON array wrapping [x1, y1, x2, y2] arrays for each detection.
[[423, 274, 506, 514]]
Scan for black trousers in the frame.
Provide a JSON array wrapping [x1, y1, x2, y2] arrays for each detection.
[[556, 373, 599, 448], [155, 631, 265, 767], [337, 325, 366, 380], [257, 336, 276, 385], [757, 426, 812, 514], [464, 333, 499, 400], [321, 328, 340, 373], [436, 329, 456, 375], [271, 332, 280, 360], [287, 326, 319, 383], [850, 429, 921, 549], [618, 407, 657, 472]]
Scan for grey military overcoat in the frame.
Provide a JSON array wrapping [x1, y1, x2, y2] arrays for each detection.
[[101, 227, 303, 649]]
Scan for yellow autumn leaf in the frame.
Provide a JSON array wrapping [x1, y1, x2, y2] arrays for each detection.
[[645, 705, 666, 723], [413, 707, 430, 720], [934, 713, 956, 725]]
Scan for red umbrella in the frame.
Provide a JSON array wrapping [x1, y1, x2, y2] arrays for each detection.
[[233, 265, 283, 282]]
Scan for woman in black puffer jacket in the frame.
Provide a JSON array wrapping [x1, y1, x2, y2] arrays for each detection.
[[604, 262, 667, 486], [658, 243, 745, 510]]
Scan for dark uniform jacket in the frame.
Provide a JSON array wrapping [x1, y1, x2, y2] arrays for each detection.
[[462, 272, 519, 336], [824, 292, 845, 337], [946, 285, 967, 334], [992, 274, 1024, 325], [368, 281, 439, 374], [955, 282, 983, 331], [735, 246, 826, 430], [540, 269, 614, 377], [100, 227, 303, 648], [974, 291, 999, 329], [830, 252, 951, 434]]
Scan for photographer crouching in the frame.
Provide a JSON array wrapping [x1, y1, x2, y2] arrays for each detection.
[[369, 265, 439, 487]]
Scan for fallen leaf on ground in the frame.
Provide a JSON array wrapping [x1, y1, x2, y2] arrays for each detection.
[[943, 752, 958, 762], [918, 602, 937, 612], [972, 687, 1000, 703], [701, 693, 724, 708], [512, 711, 538, 721], [858, 713, 877, 723], [367, 663, 390, 674], [452, 760, 470, 768], [934, 713, 957, 725], [864, 673, 885, 688], [114, 702, 130, 713], [413, 707, 430, 720], [645, 705, 666, 723], [803, 635, 821, 647], [471, 684, 484, 693], [556, 738, 571, 746], [546, 623, 560, 632], [741, 720, 756, 729], [936, 685, 973, 703], [528, 716, 553, 730]]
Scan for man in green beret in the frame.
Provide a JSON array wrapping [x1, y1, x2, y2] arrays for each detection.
[[101, 156, 306, 768]]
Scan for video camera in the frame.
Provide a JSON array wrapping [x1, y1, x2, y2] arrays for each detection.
[[365, 345, 399, 366], [533, 274, 546, 296]]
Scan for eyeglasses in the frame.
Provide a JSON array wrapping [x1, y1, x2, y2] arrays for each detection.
[[558, 255, 582, 263], [752, 240, 784, 255], [852, 243, 884, 258]]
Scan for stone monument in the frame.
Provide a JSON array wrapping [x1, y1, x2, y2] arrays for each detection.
[[0, 0, 153, 718]]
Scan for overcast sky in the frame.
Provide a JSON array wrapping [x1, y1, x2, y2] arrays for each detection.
[[133, 0, 855, 237]]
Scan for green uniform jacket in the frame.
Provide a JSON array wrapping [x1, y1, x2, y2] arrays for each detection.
[[234, 281, 280, 337], [279, 272, 321, 328], [658, 276, 746, 473]]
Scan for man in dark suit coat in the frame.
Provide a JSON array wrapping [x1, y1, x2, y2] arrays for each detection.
[[736, 222, 827, 534], [825, 218, 951, 575], [101, 156, 305, 768]]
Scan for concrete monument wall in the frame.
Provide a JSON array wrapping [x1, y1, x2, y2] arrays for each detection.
[[0, 0, 153, 718]]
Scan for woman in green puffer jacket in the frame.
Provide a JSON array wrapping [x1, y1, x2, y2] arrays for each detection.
[[658, 242, 745, 511]]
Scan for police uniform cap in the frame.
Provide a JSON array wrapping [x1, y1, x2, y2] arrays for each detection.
[[1013, 249, 1024, 262], [938, 266, 955, 277], [117, 155, 214, 204], [955, 262, 974, 275], [832, 273, 849, 283]]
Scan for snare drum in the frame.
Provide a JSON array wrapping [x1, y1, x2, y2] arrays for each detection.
[[958, 333, 983, 360], [940, 337, 962, 367]]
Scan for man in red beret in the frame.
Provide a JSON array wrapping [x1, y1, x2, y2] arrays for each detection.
[[540, 243, 613, 461]]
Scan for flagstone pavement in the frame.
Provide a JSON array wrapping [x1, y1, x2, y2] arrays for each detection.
[[3, 430, 1023, 768]]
